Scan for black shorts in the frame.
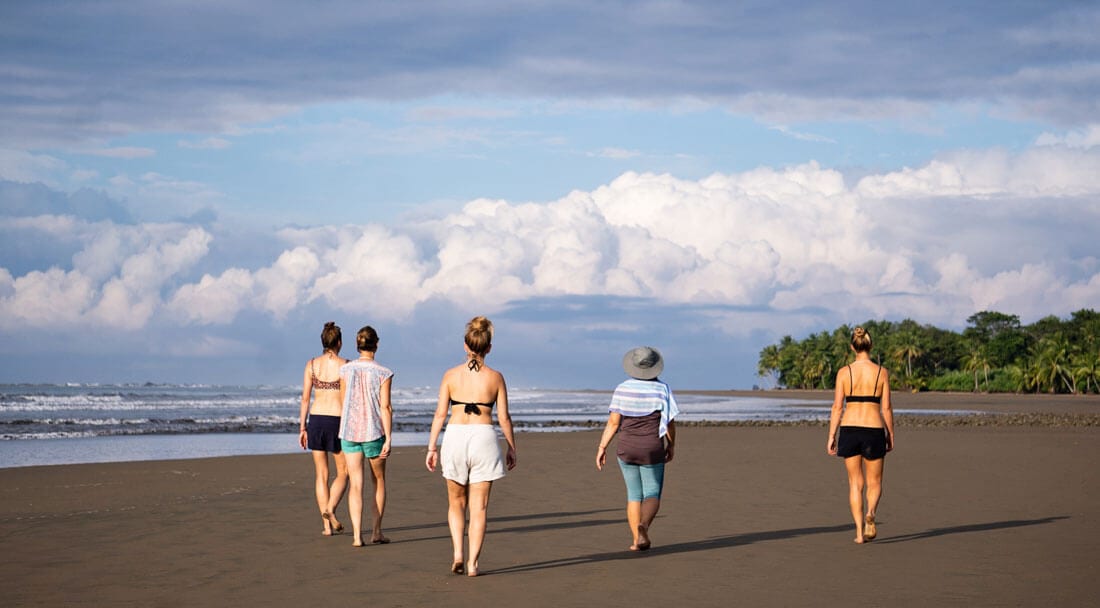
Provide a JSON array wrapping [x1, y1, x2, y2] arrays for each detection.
[[306, 415, 342, 453], [836, 426, 887, 460]]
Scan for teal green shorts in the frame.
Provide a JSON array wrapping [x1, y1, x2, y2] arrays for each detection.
[[341, 435, 386, 457]]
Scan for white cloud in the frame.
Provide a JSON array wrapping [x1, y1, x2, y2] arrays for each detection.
[[0, 221, 212, 330], [177, 137, 232, 150], [167, 268, 255, 325], [4, 141, 1099, 335], [0, 148, 67, 184], [768, 125, 837, 143], [85, 147, 157, 159], [1035, 124, 1100, 149], [591, 147, 642, 159], [855, 145, 1100, 198]]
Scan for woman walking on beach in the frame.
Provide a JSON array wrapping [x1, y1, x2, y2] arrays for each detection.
[[299, 321, 349, 536], [827, 327, 895, 544], [339, 326, 394, 547], [596, 346, 679, 552], [425, 316, 517, 577]]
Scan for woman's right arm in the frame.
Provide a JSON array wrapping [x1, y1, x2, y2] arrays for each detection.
[[596, 412, 622, 470], [298, 361, 312, 449], [425, 372, 451, 471], [827, 368, 845, 455]]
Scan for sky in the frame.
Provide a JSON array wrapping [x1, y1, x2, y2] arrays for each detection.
[[1, 1, 1099, 390]]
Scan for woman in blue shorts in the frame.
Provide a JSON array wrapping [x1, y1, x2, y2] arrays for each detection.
[[596, 346, 679, 551], [339, 325, 394, 547], [827, 327, 895, 544]]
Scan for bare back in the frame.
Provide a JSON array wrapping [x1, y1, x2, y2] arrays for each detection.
[[440, 363, 508, 426], [301, 354, 347, 417], [837, 359, 890, 428]]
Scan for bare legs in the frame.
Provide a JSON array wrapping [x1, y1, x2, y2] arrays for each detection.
[[844, 455, 885, 543], [367, 456, 389, 543], [346, 452, 366, 545], [346, 452, 388, 546], [626, 498, 660, 550], [446, 479, 493, 576], [312, 450, 347, 535]]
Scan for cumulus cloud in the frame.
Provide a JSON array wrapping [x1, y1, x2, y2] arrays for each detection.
[[0, 221, 211, 330], [3, 142, 1098, 339]]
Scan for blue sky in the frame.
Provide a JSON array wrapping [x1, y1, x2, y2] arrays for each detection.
[[2, 1, 1099, 389]]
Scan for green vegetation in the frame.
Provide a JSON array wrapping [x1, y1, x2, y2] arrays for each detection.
[[756, 309, 1100, 394]]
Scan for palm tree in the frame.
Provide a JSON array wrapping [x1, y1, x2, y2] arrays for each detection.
[[757, 344, 781, 388], [1031, 335, 1075, 393], [1008, 360, 1042, 394], [1073, 349, 1100, 394], [964, 346, 991, 392], [892, 337, 923, 384]]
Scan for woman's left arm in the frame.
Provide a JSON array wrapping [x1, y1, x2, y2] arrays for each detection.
[[379, 376, 393, 458], [495, 373, 517, 470], [880, 369, 895, 451], [664, 419, 676, 463]]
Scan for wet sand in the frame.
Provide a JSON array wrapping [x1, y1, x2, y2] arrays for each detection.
[[1, 392, 1097, 606]]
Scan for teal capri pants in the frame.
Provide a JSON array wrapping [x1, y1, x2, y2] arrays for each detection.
[[617, 458, 665, 501]]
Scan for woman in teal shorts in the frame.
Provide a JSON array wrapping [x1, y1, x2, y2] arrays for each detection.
[[338, 326, 394, 547]]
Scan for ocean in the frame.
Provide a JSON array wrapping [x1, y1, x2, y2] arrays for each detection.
[[0, 383, 834, 468]]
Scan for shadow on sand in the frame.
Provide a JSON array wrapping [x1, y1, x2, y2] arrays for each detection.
[[487, 515, 1068, 575], [874, 516, 1068, 544]]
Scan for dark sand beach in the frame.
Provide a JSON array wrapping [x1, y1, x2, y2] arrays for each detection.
[[2, 392, 1097, 606]]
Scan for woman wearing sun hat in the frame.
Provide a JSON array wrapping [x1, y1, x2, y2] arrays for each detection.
[[595, 346, 680, 551]]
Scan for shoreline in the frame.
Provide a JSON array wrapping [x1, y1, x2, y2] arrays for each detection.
[[2, 390, 1097, 470]]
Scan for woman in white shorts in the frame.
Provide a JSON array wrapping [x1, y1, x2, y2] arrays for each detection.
[[425, 316, 517, 577]]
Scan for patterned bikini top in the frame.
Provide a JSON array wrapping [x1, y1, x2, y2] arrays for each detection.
[[312, 359, 341, 391]]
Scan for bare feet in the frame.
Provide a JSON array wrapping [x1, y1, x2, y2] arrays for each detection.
[[451, 561, 465, 575], [322, 512, 344, 535], [635, 524, 651, 551], [371, 534, 390, 544], [466, 562, 479, 577], [864, 514, 877, 541], [352, 535, 365, 547]]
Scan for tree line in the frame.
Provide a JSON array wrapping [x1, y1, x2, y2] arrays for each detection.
[[756, 309, 1100, 394]]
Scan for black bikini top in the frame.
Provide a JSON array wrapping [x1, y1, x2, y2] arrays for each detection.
[[312, 360, 341, 391], [449, 399, 495, 416], [845, 364, 882, 404]]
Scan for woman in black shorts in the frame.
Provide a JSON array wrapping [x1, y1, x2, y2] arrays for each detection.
[[298, 322, 350, 536], [827, 327, 895, 544]]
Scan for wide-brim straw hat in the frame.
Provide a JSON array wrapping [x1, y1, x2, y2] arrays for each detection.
[[622, 346, 664, 380]]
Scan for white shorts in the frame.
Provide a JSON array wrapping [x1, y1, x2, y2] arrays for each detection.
[[440, 424, 506, 485]]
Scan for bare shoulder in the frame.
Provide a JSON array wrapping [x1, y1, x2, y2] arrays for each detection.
[[440, 365, 463, 384]]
